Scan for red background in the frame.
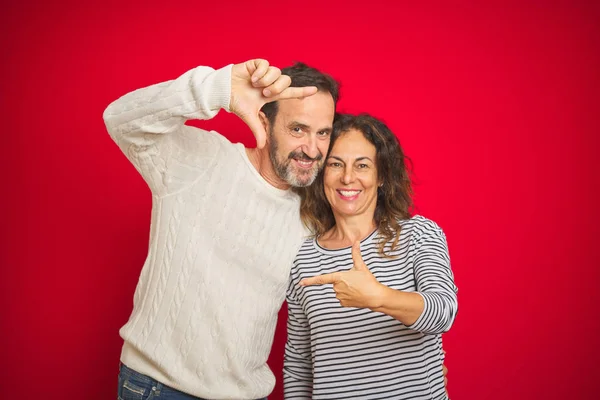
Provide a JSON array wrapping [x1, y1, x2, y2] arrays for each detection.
[[2, 0, 599, 399]]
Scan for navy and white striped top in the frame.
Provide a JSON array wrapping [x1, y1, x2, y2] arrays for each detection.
[[284, 216, 458, 399]]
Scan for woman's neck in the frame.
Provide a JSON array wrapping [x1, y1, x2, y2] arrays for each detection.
[[319, 214, 377, 249]]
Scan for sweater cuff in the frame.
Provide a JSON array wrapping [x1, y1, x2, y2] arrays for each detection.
[[190, 63, 232, 114], [405, 291, 430, 331]]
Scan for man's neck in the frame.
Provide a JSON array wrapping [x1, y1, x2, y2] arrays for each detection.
[[245, 147, 291, 190]]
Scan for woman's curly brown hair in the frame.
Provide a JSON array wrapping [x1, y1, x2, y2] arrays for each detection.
[[295, 113, 414, 257]]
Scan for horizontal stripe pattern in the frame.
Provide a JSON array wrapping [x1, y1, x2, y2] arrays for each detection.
[[284, 216, 458, 399]]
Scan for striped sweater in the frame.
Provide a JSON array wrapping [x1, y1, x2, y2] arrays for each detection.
[[284, 216, 458, 399]]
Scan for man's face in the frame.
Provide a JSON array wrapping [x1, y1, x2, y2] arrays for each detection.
[[267, 91, 335, 187]]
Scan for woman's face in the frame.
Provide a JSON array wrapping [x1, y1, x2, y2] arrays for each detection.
[[323, 129, 379, 219]]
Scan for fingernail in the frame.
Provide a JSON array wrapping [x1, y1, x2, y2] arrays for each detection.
[[251, 76, 258, 83], [263, 89, 271, 97]]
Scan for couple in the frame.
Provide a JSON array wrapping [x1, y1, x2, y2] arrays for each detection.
[[104, 59, 458, 400]]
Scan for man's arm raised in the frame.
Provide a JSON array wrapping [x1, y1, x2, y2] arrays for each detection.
[[103, 59, 316, 195], [103, 63, 233, 196]]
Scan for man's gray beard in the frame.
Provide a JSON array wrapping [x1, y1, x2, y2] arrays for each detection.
[[269, 134, 321, 188]]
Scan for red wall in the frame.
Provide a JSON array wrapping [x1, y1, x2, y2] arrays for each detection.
[[2, 0, 598, 399]]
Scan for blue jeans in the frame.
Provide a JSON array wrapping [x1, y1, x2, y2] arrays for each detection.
[[117, 363, 267, 400]]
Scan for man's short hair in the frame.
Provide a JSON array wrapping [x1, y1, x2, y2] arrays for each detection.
[[260, 62, 340, 125]]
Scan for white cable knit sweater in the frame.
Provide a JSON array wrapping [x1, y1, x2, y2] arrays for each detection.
[[103, 64, 307, 399]]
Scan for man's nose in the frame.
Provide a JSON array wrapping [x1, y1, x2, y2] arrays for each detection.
[[301, 135, 319, 159]]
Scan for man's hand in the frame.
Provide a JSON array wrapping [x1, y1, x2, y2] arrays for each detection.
[[299, 242, 386, 309], [230, 59, 318, 148], [443, 363, 448, 387], [442, 349, 449, 391]]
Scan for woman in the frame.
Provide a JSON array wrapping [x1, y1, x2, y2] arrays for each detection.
[[284, 114, 458, 399]]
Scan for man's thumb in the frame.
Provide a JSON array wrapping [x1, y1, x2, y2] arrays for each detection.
[[243, 115, 267, 149]]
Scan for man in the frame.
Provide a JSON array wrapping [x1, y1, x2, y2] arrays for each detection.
[[104, 59, 338, 400]]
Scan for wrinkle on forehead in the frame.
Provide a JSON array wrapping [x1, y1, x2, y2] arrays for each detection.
[[275, 92, 335, 131]]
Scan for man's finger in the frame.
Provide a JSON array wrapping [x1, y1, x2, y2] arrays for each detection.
[[247, 59, 269, 83], [254, 66, 281, 89], [272, 86, 318, 101], [262, 75, 291, 98], [442, 363, 449, 389], [299, 272, 341, 286], [351, 242, 368, 271]]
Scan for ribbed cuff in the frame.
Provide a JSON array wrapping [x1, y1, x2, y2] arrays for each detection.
[[190, 63, 232, 113]]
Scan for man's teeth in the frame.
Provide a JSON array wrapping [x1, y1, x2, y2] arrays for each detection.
[[296, 159, 312, 166], [340, 190, 360, 197]]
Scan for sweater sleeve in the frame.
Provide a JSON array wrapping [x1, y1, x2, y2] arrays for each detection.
[[103, 64, 233, 196], [406, 219, 458, 334], [283, 285, 313, 399]]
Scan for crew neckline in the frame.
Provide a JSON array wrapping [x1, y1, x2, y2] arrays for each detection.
[[313, 228, 379, 255], [234, 143, 294, 198]]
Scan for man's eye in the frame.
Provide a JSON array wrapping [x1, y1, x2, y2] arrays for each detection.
[[317, 131, 330, 137], [292, 127, 302, 133]]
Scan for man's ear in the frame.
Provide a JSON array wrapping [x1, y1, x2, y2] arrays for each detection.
[[259, 111, 270, 142]]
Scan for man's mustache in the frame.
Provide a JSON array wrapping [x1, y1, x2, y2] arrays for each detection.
[[288, 151, 322, 162]]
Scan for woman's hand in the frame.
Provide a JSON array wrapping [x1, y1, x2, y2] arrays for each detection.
[[299, 242, 386, 309]]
